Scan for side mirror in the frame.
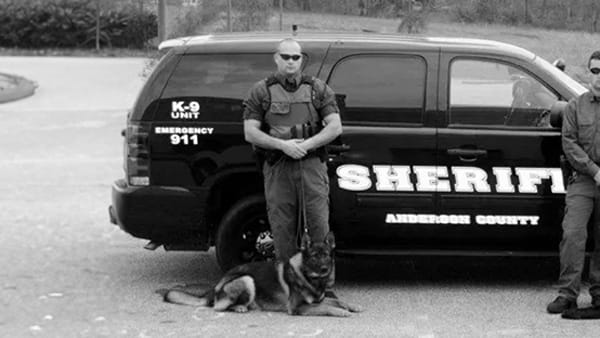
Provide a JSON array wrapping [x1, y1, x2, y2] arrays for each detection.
[[549, 101, 568, 128]]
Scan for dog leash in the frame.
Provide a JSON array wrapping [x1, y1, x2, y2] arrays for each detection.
[[297, 158, 309, 244]]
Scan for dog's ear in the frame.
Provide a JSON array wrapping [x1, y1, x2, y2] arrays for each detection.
[[324, 231, 335, 250], [300, 232, 311, 250]]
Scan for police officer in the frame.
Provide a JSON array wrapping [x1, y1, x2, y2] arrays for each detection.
[[547, 50, 600, 314], [242, 38, 342, 262]]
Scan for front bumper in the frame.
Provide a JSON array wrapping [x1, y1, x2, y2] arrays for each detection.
[[110, 179, 208, 247]]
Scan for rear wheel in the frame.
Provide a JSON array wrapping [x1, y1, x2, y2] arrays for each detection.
[[215, 194, 274, 271]]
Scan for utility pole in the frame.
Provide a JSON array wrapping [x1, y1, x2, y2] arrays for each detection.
[[279, 0, 283, 31], [158, 0, 166, 42], [227, 0, 232, 32], [95, 0, 100, 51]]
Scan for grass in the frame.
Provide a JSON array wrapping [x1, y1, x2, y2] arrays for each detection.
[[2, 10, 598, 82], [426, 21, 597, 83], [274, 11, 599, 83], [0, 47, 159, 58]]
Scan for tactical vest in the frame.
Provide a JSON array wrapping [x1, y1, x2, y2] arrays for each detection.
[[263, 74, 320, 140], [257, 74, 327, 164]]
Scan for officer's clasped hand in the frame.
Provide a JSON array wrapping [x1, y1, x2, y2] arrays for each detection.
[[280, 138, 307, 159]]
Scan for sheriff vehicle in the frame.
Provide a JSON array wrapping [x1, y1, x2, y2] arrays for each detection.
[[109, 32, 587, 270]]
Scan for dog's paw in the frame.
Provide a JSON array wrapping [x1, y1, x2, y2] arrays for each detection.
[[347, 303, 364, 313], [334, 309, 352, 317], [155, 288, 170, 297], [231, 305, 249, 313]]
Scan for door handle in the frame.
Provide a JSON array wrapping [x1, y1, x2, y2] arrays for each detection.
[[447, 148, 487, 157], [447, 148, 487, 162], [327, 144, 351, 154]]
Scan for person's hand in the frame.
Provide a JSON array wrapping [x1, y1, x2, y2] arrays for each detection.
[[594, 171, 600, 186], [297, 139, 313, 153], [280, 139, 306, 159]]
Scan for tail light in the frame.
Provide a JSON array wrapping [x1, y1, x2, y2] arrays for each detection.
[[124, 122, 151, 186]]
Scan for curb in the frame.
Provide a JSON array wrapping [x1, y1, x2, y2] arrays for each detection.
[[0, 72, 38, 103]]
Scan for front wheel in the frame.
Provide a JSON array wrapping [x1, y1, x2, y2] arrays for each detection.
[[215, 194, 274, 271]]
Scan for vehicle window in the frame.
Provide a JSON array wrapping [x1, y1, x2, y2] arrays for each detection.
[[449, 59, 558, 127], [328, 55, 426, 124], [163, 54, 274, 99]]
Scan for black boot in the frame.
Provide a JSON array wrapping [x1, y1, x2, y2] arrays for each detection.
[[547, 296, 576, 314]]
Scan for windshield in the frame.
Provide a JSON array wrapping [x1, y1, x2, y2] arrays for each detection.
[[534, 56, 587, 97]]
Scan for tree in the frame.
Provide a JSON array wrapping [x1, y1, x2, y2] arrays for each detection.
[[397, 0, 427, 34], [158, 0, 165, 42], [296, 0, 310, 11]]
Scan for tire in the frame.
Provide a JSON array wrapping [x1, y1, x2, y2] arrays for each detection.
[[215, 194, 273, 271]]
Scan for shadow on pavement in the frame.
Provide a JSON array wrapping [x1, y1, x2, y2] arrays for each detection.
[[336, 255, 560, 284]]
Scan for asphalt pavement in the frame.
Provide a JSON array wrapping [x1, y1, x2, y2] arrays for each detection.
[[0, 56, 147, 112], [1, 56, 600, 337]]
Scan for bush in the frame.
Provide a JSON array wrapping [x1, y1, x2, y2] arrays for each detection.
[[452, 1, 499, 24], [397, 1, 430, 34], [450, 0, 600, 32], [167, 2, 225, 38], [0, 0, 85, 47], [232, 0, 272, 31], [119, 12, 157, 48], [79, 9, 157, 49], [0, 0, 156, 49], [168, 0, 272, 38]]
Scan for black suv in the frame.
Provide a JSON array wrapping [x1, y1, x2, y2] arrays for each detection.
[[109, 32, 587, 270]]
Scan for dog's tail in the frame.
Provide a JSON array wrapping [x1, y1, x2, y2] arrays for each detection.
[[561, 307, 600, 319]]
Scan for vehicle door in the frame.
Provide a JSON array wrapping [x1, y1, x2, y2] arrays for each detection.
[[319, 44, 439, 251], [436, 54, 566, 253]]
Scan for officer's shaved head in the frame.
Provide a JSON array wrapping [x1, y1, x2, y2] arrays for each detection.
[[276, 38, 302, 54]]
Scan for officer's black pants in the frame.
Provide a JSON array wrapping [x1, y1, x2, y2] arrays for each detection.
[[557, 174, 600, 300], [263, 156, 330, 262]]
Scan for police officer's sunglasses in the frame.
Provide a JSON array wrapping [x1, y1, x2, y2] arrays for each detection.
[[279, 53, 302, 61], [591, 67, 600, 75]]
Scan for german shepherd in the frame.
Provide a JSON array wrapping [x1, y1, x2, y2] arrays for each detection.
[[163, 231, 363, 317]]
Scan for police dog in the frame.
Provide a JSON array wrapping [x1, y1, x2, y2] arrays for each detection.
[[164, 232, 362, 317]]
